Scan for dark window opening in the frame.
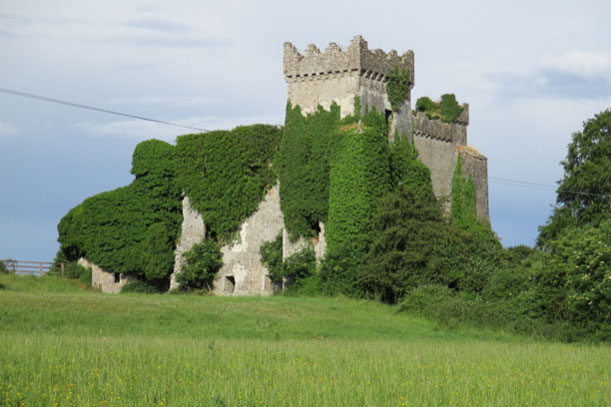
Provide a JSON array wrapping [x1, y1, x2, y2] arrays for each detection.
[[114, 272, 120, 283], [385, 109, 392, 124], [225, 276, 236, 293]]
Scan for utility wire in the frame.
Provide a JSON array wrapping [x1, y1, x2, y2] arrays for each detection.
[[1, 87, 607, 199], [425, 165, 609, 199], [0, 87, 209, 133]]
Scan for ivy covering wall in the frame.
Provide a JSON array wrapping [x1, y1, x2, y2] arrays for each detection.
[[57, 140, 183, 287], [175, 124, 281, 242], [326, 109, 390, 259], [276, 103, 342, 240], [451, 153, 499, 247], [58, 125, 282, 288], [386, 66, 411, 111]]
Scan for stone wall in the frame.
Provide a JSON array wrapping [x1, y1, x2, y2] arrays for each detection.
[[413, 134, 458, 200], [284, 35, 414, 84], [412, 107, 488, 220], [213, 184, 284, 296], [169, 196, 206, 290], [284, 35, 414, 137], [282, 221, 326, 262], [459, 147, 490, 220], [412, 108, 468, 145], [286, 71, 361, 117], [79, 257, 135, 294]]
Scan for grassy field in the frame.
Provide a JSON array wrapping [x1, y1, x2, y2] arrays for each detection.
[[1, 274, 609, 406]]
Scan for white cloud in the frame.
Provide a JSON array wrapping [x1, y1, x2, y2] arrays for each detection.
[[0, 120, 18, 138], [541, 51, 611, 79]]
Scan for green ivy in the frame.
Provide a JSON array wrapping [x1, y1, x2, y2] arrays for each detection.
[[57, 139, 183, 287], [389, 133, 432, 189], [326, 107, 391, 261], [451, 154, 469, 222], [175, 124, 282, 242], [276, 102, 342, 240], [451, 154, 499, 247], [386, 66, 411, 111], [415, 94, 464, 123]]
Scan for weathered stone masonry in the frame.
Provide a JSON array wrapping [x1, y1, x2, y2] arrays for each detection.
[[284, 35, 414, 141], [96, 35, 490, 295], [285, 35, 489, 220], [169, 35, 490, 296]]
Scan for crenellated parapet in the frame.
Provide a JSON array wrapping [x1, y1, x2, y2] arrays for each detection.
[[284, 35, 414, 85], [412, 103, 469, 145]]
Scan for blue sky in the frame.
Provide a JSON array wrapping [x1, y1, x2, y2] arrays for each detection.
[[1, 0, 610, 261]]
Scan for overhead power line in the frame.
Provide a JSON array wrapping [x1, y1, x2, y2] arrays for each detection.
[[0, 87, 209, 133], [1, 87, 607, 199], [427, 165, 609, 199]]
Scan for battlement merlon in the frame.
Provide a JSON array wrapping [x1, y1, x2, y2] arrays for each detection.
[[283, 35, 415, 85], [412, 103, 470, 145]]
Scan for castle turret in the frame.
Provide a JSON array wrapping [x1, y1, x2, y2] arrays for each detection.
[[284, 35, 414, 139], [283, 35, 489, 221]]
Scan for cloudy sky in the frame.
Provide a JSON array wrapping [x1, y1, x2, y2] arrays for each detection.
[[1, 0, 610, 262]]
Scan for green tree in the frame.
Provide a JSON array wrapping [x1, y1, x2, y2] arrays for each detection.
[[357, 182, 474, 303], [538, 109, 611, 247]]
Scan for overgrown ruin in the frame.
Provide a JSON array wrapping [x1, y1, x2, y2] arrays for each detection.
[[68, 35, 489, 294]]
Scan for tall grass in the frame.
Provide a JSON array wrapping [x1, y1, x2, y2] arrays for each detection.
[[1, 274, 609, 406]]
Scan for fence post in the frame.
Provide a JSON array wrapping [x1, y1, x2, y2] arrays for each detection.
[[40, 263, 43, 277], [12, 261, 16, 274], [61, 263, 65, 278]]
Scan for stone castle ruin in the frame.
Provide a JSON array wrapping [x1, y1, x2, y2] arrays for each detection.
[[84, 35, 489, 295], [284, 35, 487, 219]]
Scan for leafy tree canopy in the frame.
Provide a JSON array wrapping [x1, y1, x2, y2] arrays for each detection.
[[538, 109, 611, 247]]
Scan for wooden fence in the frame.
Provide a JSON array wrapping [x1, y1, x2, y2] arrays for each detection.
[[1, 260, 65, 277]]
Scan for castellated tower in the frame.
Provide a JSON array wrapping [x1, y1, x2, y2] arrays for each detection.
[[283, 35, 489, 220], [284, 35, 414, 142]]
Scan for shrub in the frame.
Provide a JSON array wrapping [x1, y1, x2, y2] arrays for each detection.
[[0, 260, 8, 274], [282, 246, 316, 284], [283, 274, 323, 297], [121, 280, 159, 294], [534, 221, 611, 340], [176, 240, 223, 291], [399, 285, 530, 333], [79, 266, 92, 285], [259, 233, 283, 284], [439, 94, 464, 123], [318, 251, 362, 297], [63, 262, 89, 280], [415, 94, 464, 123]]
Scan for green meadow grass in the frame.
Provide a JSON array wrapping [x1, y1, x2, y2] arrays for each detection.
[[1, 274, 609, 406]]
